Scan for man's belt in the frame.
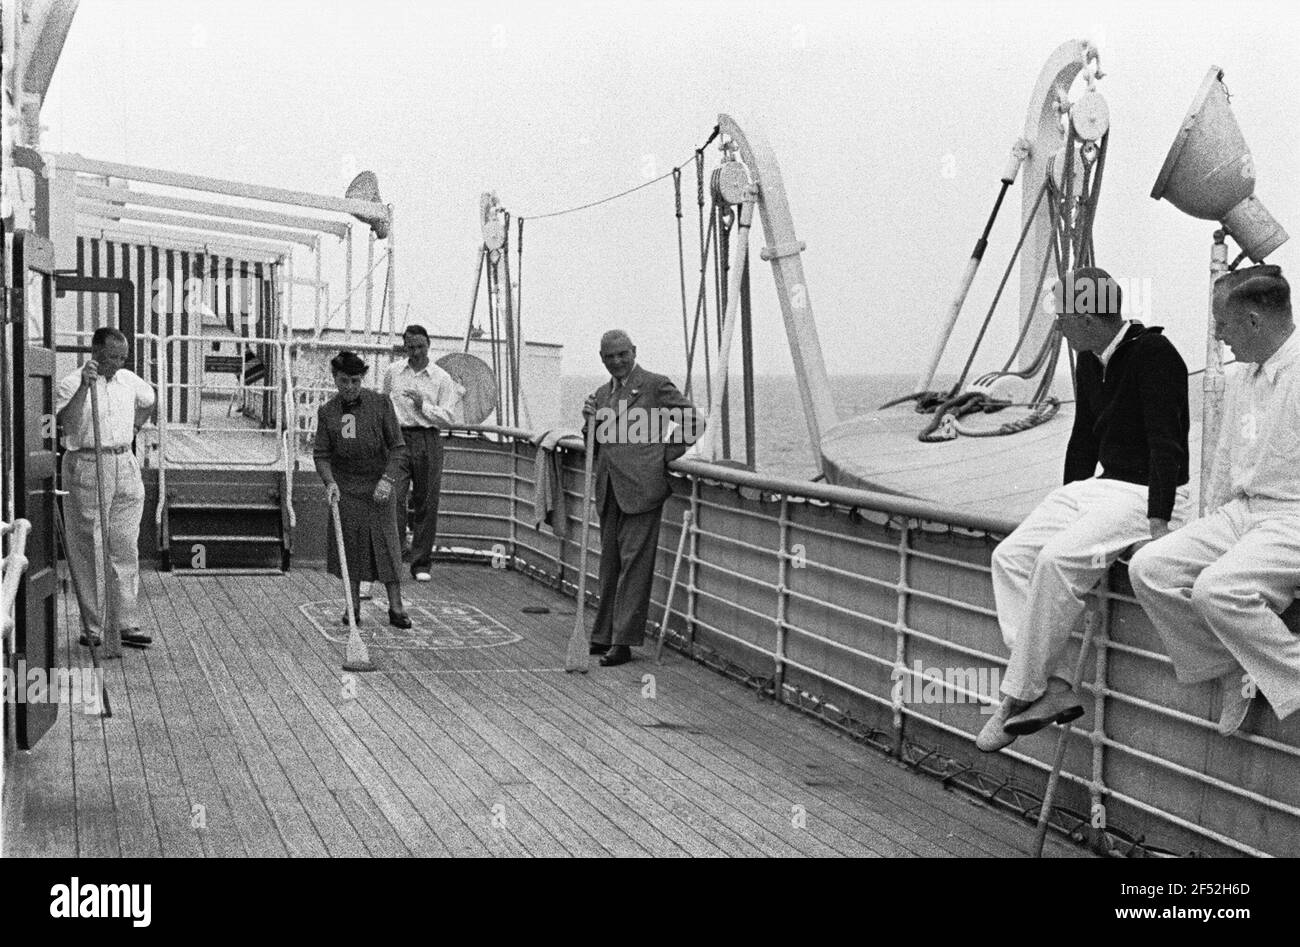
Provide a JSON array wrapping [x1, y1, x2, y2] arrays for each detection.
[[72, 445, 130, 455], [401, 426, 438, 433]]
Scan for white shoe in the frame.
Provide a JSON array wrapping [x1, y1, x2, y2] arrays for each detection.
[[414, 570, 431, 583], [1217, 671, 1253, 736], [358, 582, 373, 600], [976, 698, 1023, 752]]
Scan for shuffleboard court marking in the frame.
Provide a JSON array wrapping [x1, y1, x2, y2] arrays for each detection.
[[299, 599, 524, 651]]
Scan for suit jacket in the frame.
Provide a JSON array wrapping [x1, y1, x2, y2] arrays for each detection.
[[585, 364, 703, 515]]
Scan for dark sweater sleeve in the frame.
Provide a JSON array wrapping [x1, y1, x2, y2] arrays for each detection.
[[1063, 358, 1100, 484], [1138, 338, 1189, 521]]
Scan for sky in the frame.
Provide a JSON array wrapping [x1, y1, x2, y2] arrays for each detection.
[[41, 0, 1300, 381]]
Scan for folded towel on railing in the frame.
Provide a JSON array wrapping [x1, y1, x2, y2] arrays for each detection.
[[532, 428, 581, 537]]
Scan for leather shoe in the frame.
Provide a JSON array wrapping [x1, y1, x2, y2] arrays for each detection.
[[589, 643, 610, 656], [78, 632, 103, 648], [599, 645, 632, 667], [388, 609, 413, 629], [1217, 671, 1253, 736], [339, 610, 364, 627], [1003, 688, 1084, 736], [975, 698, 1026, 752], [121, 629, 152, 648]]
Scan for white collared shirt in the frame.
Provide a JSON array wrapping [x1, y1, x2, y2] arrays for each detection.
[[1097, 320, 1131, 374], [380, 359, 461, 428], [56, 367, 156, 449], [1205, 328, 1300, 508]]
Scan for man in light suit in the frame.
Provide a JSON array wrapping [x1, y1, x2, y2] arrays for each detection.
[[582, 330, 702, 666]]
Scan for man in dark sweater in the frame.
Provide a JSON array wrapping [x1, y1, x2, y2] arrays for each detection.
[[978, 267, 1192, 752]]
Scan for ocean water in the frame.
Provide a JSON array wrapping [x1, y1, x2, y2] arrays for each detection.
[[561, 372, 947, 481]]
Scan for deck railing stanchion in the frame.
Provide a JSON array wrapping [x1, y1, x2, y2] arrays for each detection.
[[344, 225, 353, 339], [507, 436, 519, 569], [386, 204, 397, 354], [365, 231, 375, 337], [893, 521, 912, 755], [686, 477, 701, 649], [1089, 576, 1113, 852], [774, 496, 790, 699], [155, 324, 169, 553]]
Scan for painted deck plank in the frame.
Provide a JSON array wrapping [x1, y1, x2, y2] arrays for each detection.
[[4, 559, 1096, 859], [136, 571, 258, 857], [456, 579, 827, 856], [230, 573, 474, 857], [293, 570, 658, 857], [175, 575, 368, 857], [310, 570, 746, 857]]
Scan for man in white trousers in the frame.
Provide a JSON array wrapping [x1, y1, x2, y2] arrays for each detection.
[[56, 327, 156, 653], [978, 268, 1192, 751], [1129, 265, 1300, 735]]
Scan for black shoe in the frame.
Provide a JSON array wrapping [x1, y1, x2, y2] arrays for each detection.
[[78, 632, 103, 648], [599, 645, 632, 667], [388, 609, 413, 629], [589, 643, 610, 656], [339, 610, 364, 627], [121, 629, 153, 647]]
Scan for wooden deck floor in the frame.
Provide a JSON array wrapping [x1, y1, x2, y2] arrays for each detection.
[[4, 563, 1088, 857]]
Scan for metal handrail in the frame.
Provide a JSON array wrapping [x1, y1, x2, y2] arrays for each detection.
[[155, 332, 287, 468]]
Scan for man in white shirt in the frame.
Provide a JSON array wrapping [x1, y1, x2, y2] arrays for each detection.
[[380, 325, 459, 582], [55, 327, 157, 655], [1130, 264, 1300, 735]]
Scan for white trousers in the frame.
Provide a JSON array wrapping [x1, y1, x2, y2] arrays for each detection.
[[991, 477, 1191, 702], [62, 450, 145, 636], [1128, 497, 1300, 721]]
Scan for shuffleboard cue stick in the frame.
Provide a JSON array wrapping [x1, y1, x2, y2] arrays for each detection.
[[1033, 597, 1100, 857], [331, 492, 376, 672], [52, 491, 111, 717], [564, 422, 597, 673], [654, 508, 692, 664], [88, 383, 123, 660]]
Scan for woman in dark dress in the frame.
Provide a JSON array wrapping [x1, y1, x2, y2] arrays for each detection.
[[314, 350, 412, 628]]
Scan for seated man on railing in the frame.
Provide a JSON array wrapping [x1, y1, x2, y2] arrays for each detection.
[[978, 268, 1192, 752], [1130, 265, 1300, 735]]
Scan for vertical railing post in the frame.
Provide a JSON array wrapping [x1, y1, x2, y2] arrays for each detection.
[[155, 333, 170, 551], [553, 446, 570, 591], [365, 232, 375, 336], [507, 435, 519, 571], [1089, 573, 1113, 852], [344, 226, 353, 339], [892, 520, 912, 757], [686, 477, 700, 649], [774, 495, 790, 701]]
